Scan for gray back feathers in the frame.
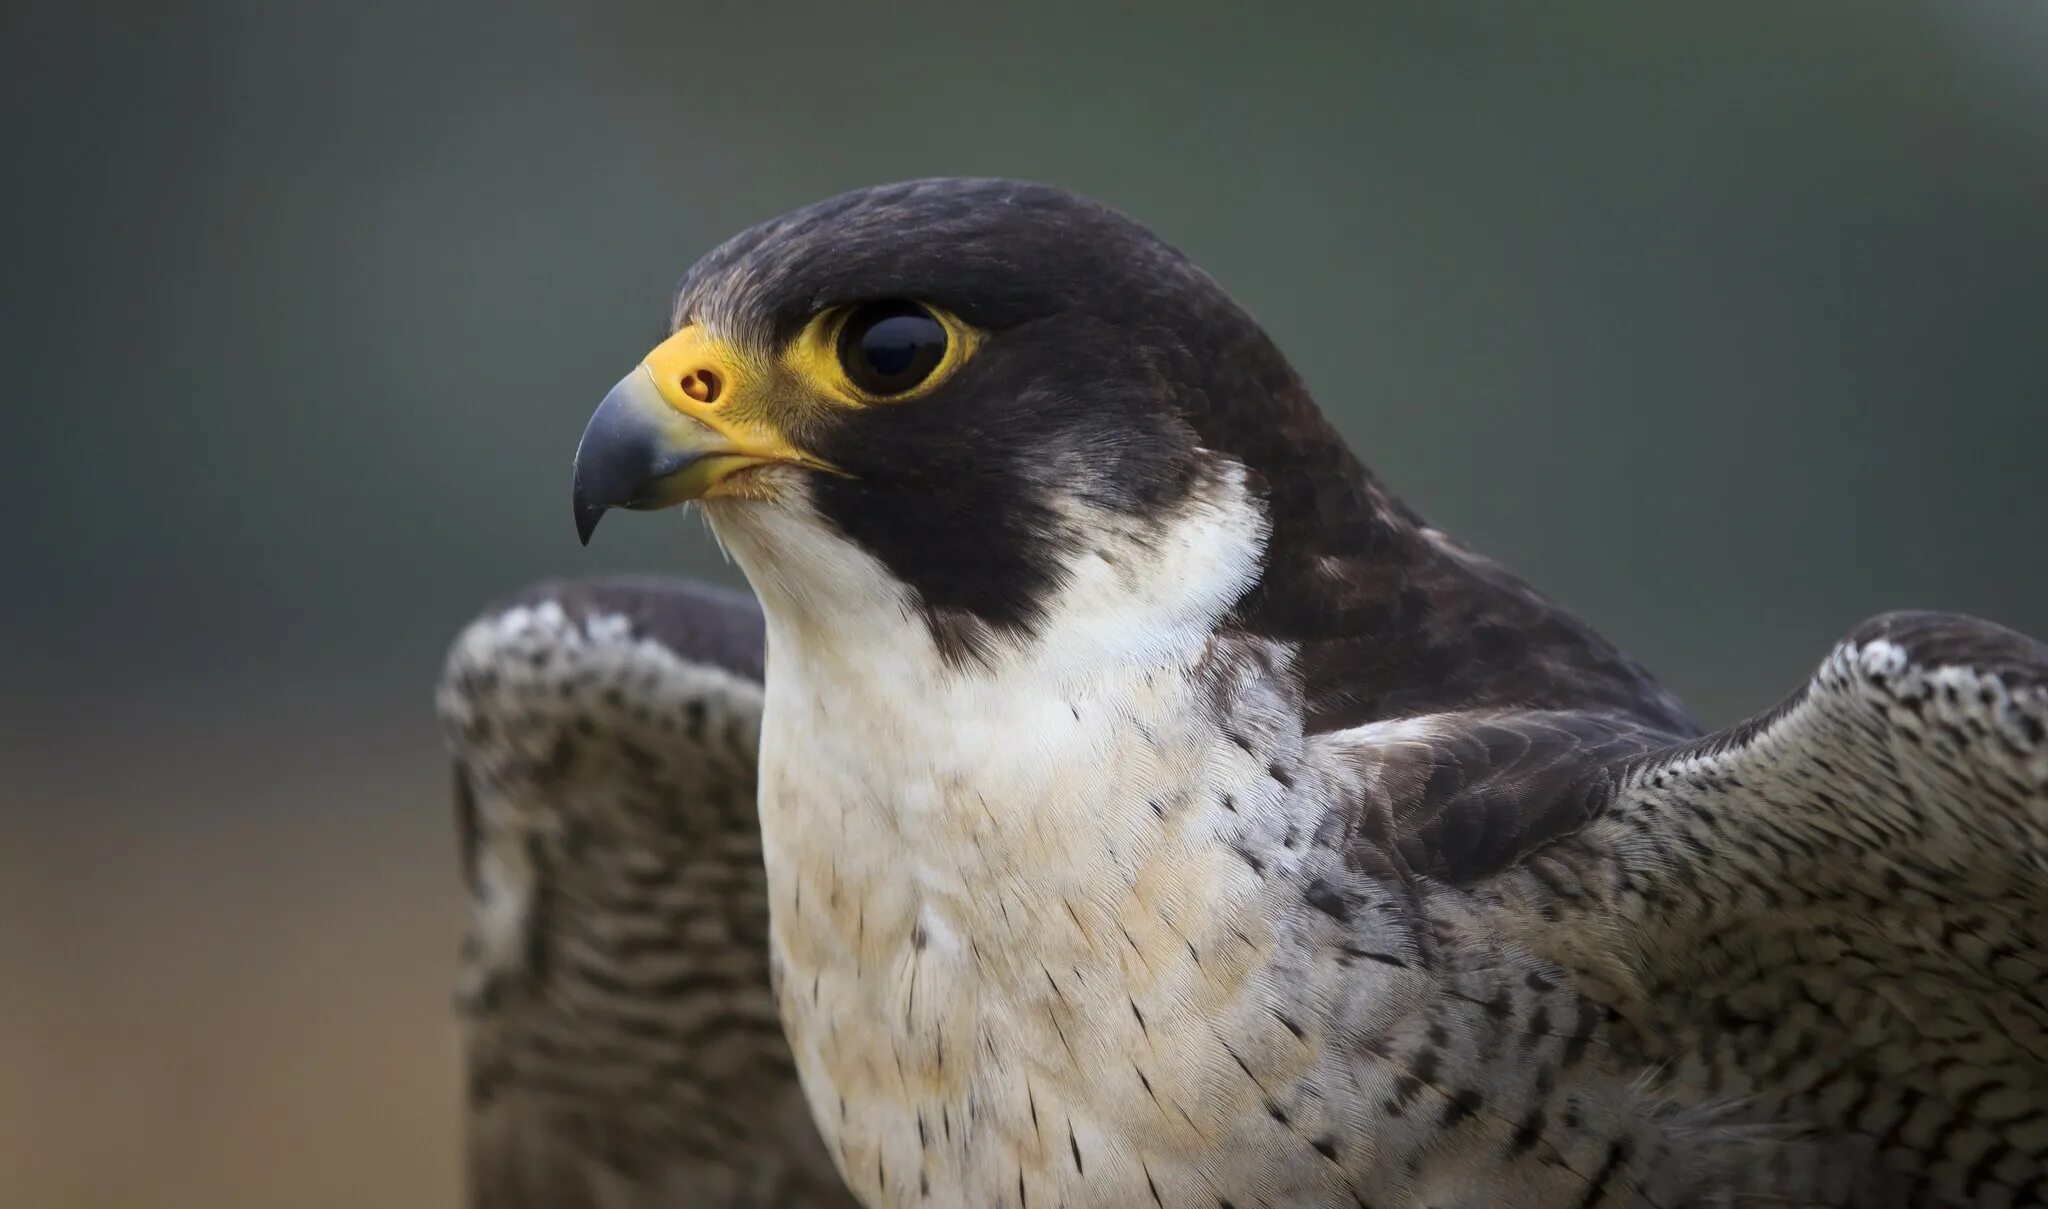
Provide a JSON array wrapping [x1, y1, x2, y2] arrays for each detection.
[[1466, 611, 2048, 1205]]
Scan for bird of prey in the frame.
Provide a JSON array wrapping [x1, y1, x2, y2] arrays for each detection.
[[450, 178, 2046, 1208]]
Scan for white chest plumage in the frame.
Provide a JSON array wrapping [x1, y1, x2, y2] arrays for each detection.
[[711, 474, 1367, 1206], [758, 632, 1270, 1205]]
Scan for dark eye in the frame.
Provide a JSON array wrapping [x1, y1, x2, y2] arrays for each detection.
[[837, 300, 948, 397]]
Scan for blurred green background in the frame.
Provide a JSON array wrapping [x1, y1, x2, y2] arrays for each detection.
[[5, 3, 2045, 1206]]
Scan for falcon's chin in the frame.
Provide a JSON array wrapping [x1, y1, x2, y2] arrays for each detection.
[[697, 488, 910, 635]]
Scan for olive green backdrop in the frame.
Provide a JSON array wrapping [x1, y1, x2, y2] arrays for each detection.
[[5, 3, 2044, 1205]]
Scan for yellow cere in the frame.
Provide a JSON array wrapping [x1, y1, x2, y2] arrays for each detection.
[[632, 325, 834, 492], [640, 325, 763, 421]]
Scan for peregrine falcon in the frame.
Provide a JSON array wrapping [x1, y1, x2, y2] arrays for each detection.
[[445, 179, 2047, 1208]]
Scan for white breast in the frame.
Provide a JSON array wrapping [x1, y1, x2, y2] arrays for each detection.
[[708, 469, 1361, 1206]]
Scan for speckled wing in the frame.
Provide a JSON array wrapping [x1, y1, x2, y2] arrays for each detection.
[[1479, 611, 2048, 1205], [436, 577, 856, 1209]]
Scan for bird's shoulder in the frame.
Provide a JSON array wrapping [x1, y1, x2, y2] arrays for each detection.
[[1319, 610, 2048, 1204], [1321, 607, 2047, 892]]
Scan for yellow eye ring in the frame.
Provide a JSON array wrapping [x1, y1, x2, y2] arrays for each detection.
[[790, 300, 979, 406]]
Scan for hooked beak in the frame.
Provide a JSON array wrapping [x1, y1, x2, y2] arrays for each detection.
[[570, 326, 816, 544]]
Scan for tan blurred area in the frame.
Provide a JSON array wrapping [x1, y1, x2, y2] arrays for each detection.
[[0, 722, 463, 1209]]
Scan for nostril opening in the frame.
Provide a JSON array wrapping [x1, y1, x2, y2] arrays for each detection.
[[679, 368, 722, 404]]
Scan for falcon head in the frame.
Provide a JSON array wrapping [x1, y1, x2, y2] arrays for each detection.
[[572, 178, 1386, 659], [573, 178, 1689, 727]]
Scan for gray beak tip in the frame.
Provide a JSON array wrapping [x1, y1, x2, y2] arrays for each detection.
[[573, 488, 606, 546]]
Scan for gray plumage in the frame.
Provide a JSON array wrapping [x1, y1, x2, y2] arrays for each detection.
[[438, 577, 855, 1209], [1487, 611, 2048, 1205], [1288, 609, 2048, 1206]]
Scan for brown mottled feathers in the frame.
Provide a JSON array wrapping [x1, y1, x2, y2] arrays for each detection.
[[438, 578, 855, 1209], [1415, 610, 2048, 1205], [507, 575, 768, 680], [1369, 708, 1685, 886]]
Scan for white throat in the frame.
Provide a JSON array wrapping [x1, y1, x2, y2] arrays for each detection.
[[703, 464, 1310, 1203], [708, 463, 1271, 933]]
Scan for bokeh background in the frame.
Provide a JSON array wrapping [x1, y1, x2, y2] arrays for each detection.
[[6, 3, 2046, 1205]]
